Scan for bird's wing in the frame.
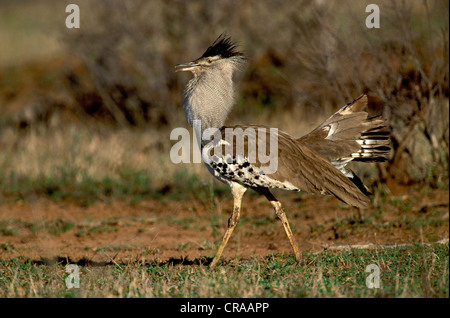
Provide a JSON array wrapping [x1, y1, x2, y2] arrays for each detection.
[[213, 125, 370, 209], [298, 95, 389, 162], [270, 129, 370, 208]]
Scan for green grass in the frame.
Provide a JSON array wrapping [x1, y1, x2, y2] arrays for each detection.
[[0, 218, 74, 236], [0, 168, 229, 206], [0, 169, 153, 206], [0, 243, 447, 298]]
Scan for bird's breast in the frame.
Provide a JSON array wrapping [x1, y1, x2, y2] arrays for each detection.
[[201, 140, 300, 191]]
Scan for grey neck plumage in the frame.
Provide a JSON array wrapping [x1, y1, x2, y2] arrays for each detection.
[[183, 68, 235, 134]]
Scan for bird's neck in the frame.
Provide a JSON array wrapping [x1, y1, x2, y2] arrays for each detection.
[[183, 69, 235, 134]]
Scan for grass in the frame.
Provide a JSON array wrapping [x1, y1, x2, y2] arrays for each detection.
[[0, 243, 447, 298], [0, 218, 74, 236], [0, 167, 229, 207], [0, 121, 233, 206]]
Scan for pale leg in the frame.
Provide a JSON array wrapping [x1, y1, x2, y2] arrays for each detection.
[[259, 188, 301, 263], [210, 183, 247, 268]]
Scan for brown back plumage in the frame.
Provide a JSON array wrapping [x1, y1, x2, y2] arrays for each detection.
[[271, 129, 371, 208], [215, 125, 371, 209], [212, 95, 390, 209]]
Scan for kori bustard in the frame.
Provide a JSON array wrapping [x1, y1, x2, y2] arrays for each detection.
[[175, 35, 390, 267]]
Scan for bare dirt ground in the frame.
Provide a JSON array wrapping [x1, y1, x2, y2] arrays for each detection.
[[0, 183, 448, 265]]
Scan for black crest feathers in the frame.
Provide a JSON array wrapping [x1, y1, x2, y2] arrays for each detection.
[[201, 34, 244, 59]]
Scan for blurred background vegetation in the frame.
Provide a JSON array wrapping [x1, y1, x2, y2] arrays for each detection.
[[0, 0, 448, 204]]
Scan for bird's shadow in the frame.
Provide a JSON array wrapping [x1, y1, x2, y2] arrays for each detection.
[[31, 256, 215, 267]]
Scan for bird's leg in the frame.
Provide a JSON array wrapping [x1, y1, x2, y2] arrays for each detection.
[[258, 188, 301, 263], [210, 183, 247, 268]]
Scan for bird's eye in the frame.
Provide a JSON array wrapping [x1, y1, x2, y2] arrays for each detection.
[[207, 58, 213, 64]]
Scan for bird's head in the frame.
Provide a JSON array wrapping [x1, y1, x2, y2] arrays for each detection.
[[175, 34, 246, 76]]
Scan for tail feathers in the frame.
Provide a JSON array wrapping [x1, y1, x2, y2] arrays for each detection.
[[299, 94, 391, 164], [352, 118, 390, 162], [297, 94, 391, 204], [347, 169, 372, 196]]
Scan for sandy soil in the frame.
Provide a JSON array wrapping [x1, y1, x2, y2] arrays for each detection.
[[0, 183, 448, 265]]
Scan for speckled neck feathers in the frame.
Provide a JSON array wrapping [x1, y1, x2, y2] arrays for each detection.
[[183, 64, 236, 132]]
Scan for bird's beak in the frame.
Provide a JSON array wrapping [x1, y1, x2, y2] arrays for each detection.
[[175, 61, 199, 72]]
